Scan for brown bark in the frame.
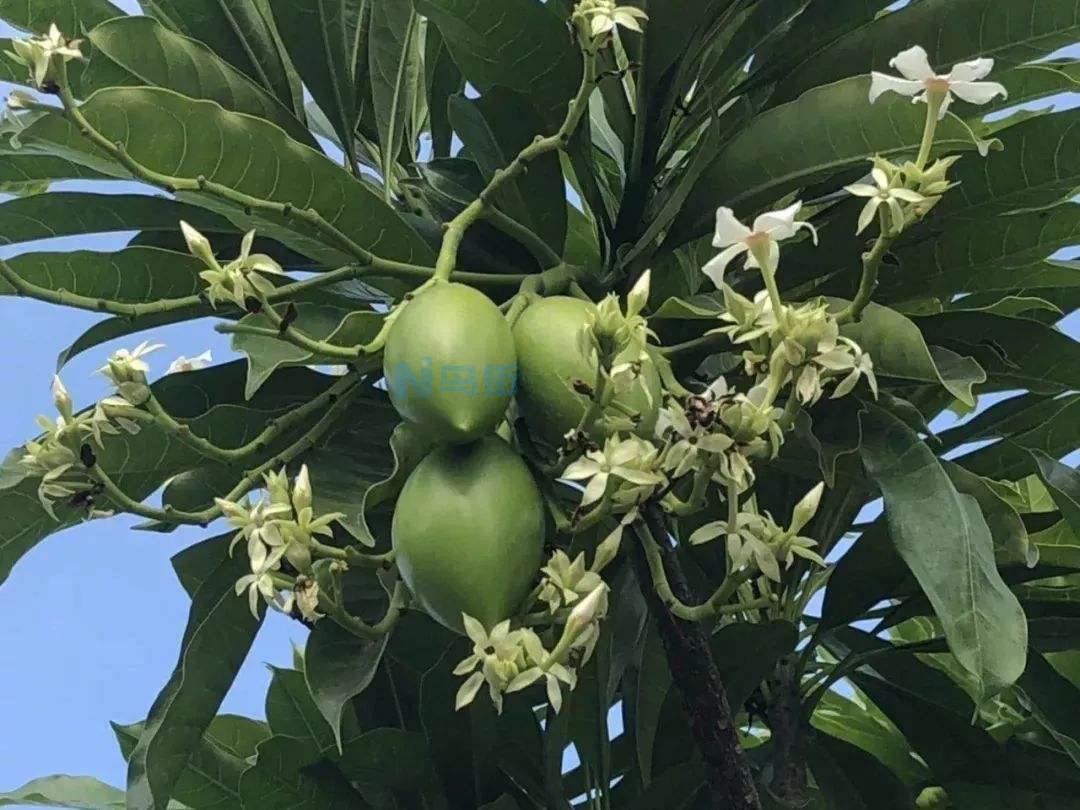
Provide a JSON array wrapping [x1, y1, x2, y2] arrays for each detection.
[[632, 507, 762, 809], [765, 655, 810, 804]]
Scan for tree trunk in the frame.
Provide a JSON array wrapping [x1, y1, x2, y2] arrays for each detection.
[[632, 508, 762, 809], [765, 654, 810, 804]]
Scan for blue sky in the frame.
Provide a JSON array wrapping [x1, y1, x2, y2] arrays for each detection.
[[0, 3, 1078, 804]]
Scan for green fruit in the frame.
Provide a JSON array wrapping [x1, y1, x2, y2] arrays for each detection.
[[392, 436, 545, 633], [384, 282, 517, 444], [513, 296, 662, 447]]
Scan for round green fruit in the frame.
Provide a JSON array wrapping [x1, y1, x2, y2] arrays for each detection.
[[513, 296, 662, 447], [392, 436, 545, 633], [383, 282, 517, 444]]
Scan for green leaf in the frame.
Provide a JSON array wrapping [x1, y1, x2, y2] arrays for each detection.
[[368, 0, 421, 192], [238, 736, 369, 810], [771, 0, 1080, 105], [424, 25, 463, 159], [359, 422, 433, 547], [0, 194, 233, 249], [305, 621, 389, 751], [806, 732, 912, 810], [138, 0, 302, 112], [269, 0, 365, 161], [83, 16, 315, 147], [634, 623, 669, 787], [1016, 650, 1080, 767], [56, 308, 214, 371], [669, 75, 994, 245], [959, 397, 1080, 480], [265, 667, 338, 757], [859, 405, 1028, 698], [336, 728, 433, 790], [0, 247, 205, 302], [232, 303, 383, 397], [838, 301, 984, 406], [0, 776, 127, 809], [17, 88, 434, 267], [0, 154, 107, 191], [126, 533, 265, 810], [0, 0, 123, 35], [1028, 450, 1080, 534], [946, 462, 1035, 568], [449, 88, 567, 255], [414, 0, 581, 130]]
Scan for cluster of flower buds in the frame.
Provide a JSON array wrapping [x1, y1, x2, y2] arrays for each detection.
[[181, 222, 287, 309], [220, 465, 343, 619], [455, 583, 608, 715], [571, 0, 649, 39], [4, 24, 83, 89], [689, 482, 827, 582]]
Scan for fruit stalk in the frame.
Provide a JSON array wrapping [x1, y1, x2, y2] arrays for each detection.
[[631, 506, 762, 810]]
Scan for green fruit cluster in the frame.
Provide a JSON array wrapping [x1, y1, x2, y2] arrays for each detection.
[[383, 284, 660, 633]]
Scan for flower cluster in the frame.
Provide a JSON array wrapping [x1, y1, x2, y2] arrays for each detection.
[[5, 24, 83, 89], [98, 341, 164, 405], [689, 482, 826, 582], [181, 222, 286, 308], [220, 465, 343, 619], [455, 584, 608, 715], [561, 434, 666, 512], [572, 0, 648, 38]]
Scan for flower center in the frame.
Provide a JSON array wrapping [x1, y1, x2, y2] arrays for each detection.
[[923, 77, 950, 93], [745, 232, 770, 249]]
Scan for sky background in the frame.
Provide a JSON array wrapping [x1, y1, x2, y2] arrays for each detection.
[[0, 2, 1078, 804]]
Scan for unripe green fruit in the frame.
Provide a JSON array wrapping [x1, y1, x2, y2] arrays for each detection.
[[513, 296, 662, 447], [392, 436, 545, 633], [384, 282, 517, 445]]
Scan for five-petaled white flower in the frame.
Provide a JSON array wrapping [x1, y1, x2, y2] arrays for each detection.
[[869, 45, 1007, 119], [560, 435, 665, 507], [702, 202, 817, 287], [7, 24, 83, 88], [577, 1, 649, 36], [845, 166, 926, 234], [166, 350, 213, 375]]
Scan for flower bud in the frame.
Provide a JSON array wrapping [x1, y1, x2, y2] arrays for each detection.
[[292, 464, 313, 513], [180, 221, 219, 269], [565, 583, 608, 638], [790, 482, 825, 534], [51, 375, 73, 421], [626, 270, 651, 318]]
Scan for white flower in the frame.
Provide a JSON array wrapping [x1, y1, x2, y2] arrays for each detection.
[[194, 227, 286, 308], [577, 1, 649, 36], [166, 350, 213, 375], [702, 202, 817, 287], [8, 24, 84, 88], [656, 402, 734, 479], [869, 45, 1007, 119], [538, 550, 604, 614], [561, 435, 665, 508], [845, 166, 926, 234], [99, 342, 165, 403]]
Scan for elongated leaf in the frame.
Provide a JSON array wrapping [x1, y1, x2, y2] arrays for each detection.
[[807, 733, 912, 810], [415, 0, 581, 130], [449, 88, 567, 254], [269, 0, 364, 160], [0, 776, 127, 809], [336, 728, 433, 789], [0, 0, 123, 35], [0, 194, 233, 249], [839, 301, 984, 406], [1016, 650, 1080, 767], [17, 89, 434, 267], [83, 16, 314, 147], [772, 0, 1080, 105], [425, 26, 463, 159], [138, 0, 301, 112], [265, 667, 338, 756], [238, 736, 368, 810], [669, 76, 993, 245], [859, 406, 1028, 698], [0, 247, 205, 302], [1030, 450, 1080, 533], [126, 534, 264, 810], [959, 398, 1080, 480], [369, 0, 421, 191], [0, 154, 108, 190], [305, 621, 388, 751]]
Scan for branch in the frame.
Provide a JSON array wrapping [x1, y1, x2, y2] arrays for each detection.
[[630, 505, 762, 809], [85, 375, 360, 525], [836, 207, 896, 326], [480, 207, 563, 269], [431, 41, 600, 281]]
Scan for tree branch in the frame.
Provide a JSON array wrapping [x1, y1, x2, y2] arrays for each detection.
[[631, 506, 762, 810]]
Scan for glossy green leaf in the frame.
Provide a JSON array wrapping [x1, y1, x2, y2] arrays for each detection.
[[839, 302, 984, 406], [336, 728, 433, 789], [807, 732, 912, 810], [269, 0, 364, 160], [860, 406, 1028, 698], [265, 666, 338, 756], [414, 0, 581, 130], [305, 621, 389, 751], [669, 75, 994, 245], [238, 735, 369, 810], [0, 154, 108, 190], [1016, 650, 1080, 767], [1029, 450, 1080, 534], [126, 533, 264, 810], [368, 0, 421, 191], [16, 88, 434, 267], [138, 0, 301, 112], [0, 0, 123, 35], [82, 16, 314, 146]]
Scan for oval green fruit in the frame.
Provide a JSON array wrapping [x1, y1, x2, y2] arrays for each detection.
[[513, 296, 662, 447], [384, 282, 517, 444], [392, 436, 545, 633]]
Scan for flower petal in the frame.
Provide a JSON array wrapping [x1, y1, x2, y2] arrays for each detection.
[[702, 244, 748, 288], [949, 80, 1007, 106], [869, 72, 923, 103], [947, 57, 994, 83], [856, 197, 883, 235], [889, 45, 935, 81], [753, 201, 802, 240], [712, 207, 752, 247], [455, 671, 485, 711], [844, 183, 879, 198]]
